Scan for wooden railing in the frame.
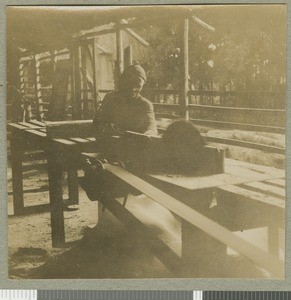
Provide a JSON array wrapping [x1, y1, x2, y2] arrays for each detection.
[[10, 86, 285, 154], [148, 89, 286, 134]]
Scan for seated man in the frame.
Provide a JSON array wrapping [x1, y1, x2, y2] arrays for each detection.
[[93, 64, 158, 136], [81, 64, 158, 202]]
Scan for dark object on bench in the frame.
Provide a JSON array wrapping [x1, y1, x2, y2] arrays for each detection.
[[80, 120, 223, 202], [79, 158, 142, 203]]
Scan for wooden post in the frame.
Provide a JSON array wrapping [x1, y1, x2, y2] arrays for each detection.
[[10, 134, 24, 214], [47, 151, 65, 247], [19, 61, 25, 122], [69, 43, 76, 119], [116, 23, 124, 79], [72, 43, 82, 119], [19, 60, 32, 122], [180, 18, 189, 120], [92, 37, 100, 115], [80, 43, 88, 119], [35, 54, 44, 121], [124, 45, 133, 68]]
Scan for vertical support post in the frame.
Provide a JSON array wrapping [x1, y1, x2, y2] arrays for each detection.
[[10, 133, 24, 215], [35, 54, 44, 121], [19, 61, 25, 122], [72, 43, 82, 119], [69, 43, 76, 120], [116, 23, 124, 80], [47, 151, 65, 247], [92, 37, 100, 115], [81, 42, 88, 119], [180, 18, 189, 120], [124, 45, 133, 68]]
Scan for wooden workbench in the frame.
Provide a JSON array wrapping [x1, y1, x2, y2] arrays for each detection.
[[8, 120, 285, 276]]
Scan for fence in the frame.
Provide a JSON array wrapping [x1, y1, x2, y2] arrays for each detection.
[[144, 90, 286, 135]]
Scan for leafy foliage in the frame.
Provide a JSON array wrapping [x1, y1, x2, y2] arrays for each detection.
[[136, 5, 286, 95]]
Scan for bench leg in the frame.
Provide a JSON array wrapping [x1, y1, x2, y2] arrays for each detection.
[[10, 135, 24, 215], [48, 152, 65, 248]]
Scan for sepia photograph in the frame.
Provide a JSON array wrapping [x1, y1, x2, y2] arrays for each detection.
[[6, 4, 286, 280]]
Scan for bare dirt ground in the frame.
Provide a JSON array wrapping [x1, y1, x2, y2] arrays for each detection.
[[7, 161, 173, 279], [7, 127, 285, 279]]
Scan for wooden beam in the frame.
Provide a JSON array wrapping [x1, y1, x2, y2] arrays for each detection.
[[92, 37, 100, 114], [19, 55, 34, 63], [73, 44, 82, 119], [124, 28, 149, 47], [116, 23, 124, 78], [34, 54, 44, 121], [124, 45, 133, 68], [192, 16, 216, 32], [180, 18, 189, 120], [46, 120, 93, 139], [73, 27, 115, 40], [69, 43, 77, 120]]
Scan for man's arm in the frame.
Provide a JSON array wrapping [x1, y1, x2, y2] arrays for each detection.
[[142, 101, 158, 136], [93, 93, 120, 135], [93, 93, 112, 123]]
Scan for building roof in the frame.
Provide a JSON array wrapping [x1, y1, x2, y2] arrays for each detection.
[[7, 6, 204, 52]]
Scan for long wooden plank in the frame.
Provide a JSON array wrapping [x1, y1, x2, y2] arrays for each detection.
[[86, 137, 95, 141], [28, 120, 46, 126], [264, 179, 285, 188], [149, 159, 283, 191], [242, 182, 285, 200], [225, 159, 285, 178], [124, 28, 150, 47], [219, 185, 285, 209], [70, 137, 91, 143], [149, 173, 249, 191], [8, 123, 30, 130], [46, 120, 93, 138], [53, 138, 76, 146], [205, 136, 285, 155], [104, 163, 284, 277], [18, 122, 42, 129], [225, 165, 273, 181], [26, 129, 47, 137], [192, 16, 216, 32]]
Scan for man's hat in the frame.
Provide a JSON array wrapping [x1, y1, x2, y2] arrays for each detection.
[[120, 64, 147, 82]]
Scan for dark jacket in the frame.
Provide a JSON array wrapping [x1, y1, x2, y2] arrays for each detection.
[[95, 91, 158, 136]]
